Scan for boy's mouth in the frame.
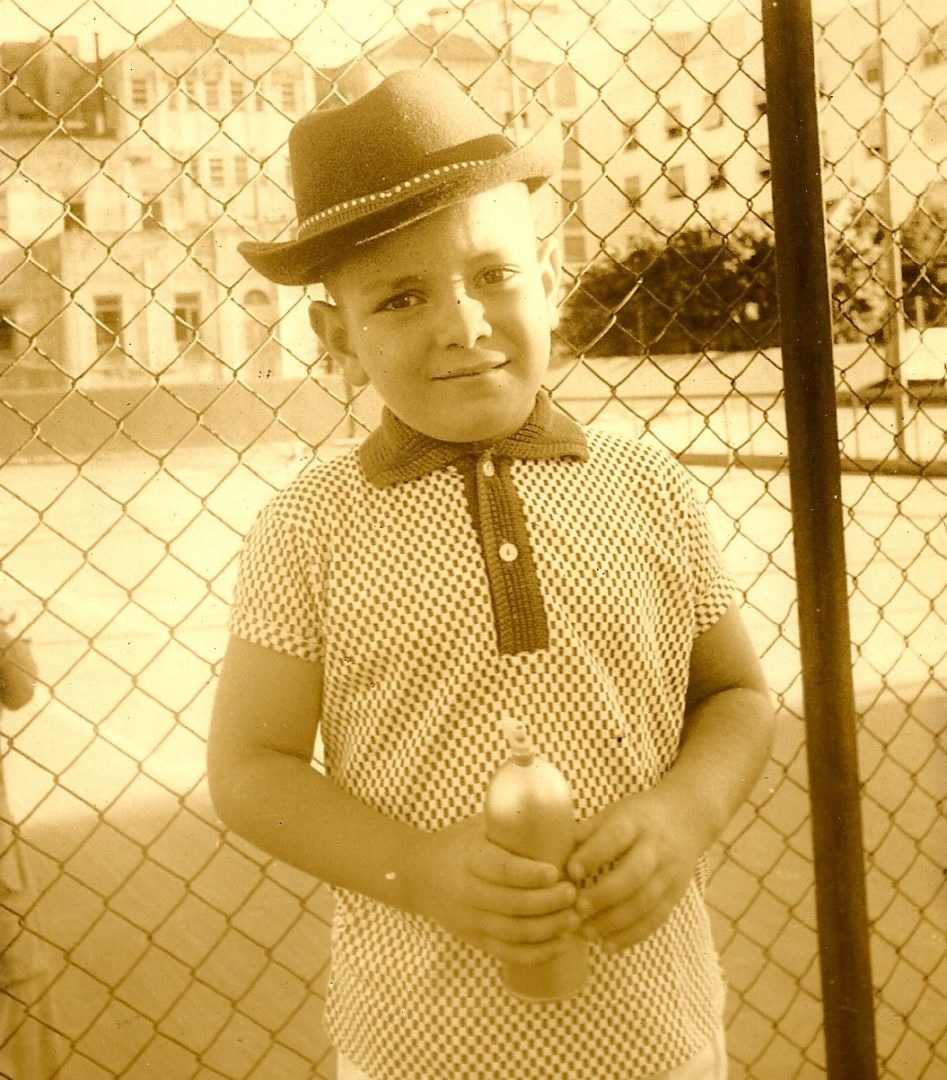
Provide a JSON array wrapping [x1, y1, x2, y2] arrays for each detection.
[[433, 359, 509, 381]]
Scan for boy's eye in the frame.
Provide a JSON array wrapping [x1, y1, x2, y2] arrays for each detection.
[[477, 266, 516, 287], [377, 292, 423, 312]]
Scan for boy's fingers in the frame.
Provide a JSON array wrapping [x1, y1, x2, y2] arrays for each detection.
[[490, 936, 572, 967], [482, 906, 581, 946], [574, 841, 657, 919], [478, 879, 577, 919], [476, 844, 561, 889], [595, 898, 675, 953], [567, 811, 639, 883], [579, 873, 666, 939]]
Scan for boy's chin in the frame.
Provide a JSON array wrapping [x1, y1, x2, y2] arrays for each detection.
[[420, 404, 536, 444]]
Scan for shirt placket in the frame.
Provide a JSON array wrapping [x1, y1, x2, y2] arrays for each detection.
[[459, 451, 549, 656]]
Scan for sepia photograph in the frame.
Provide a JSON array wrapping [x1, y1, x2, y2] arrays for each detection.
[[0, 0, 944, 1077]]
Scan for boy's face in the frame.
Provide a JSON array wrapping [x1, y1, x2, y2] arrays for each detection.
[[312, 183, 560, 443]]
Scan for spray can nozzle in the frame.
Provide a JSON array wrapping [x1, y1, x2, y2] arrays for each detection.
[[499, 711, 535, 762]]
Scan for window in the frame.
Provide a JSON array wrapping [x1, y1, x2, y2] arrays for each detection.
[[709, 161, 727, 190], [94, 295, 124, 356], [174, 293, 201, 347], [130, 77, 148, 110], [186, 157, 200, 184], [665, 102, 684, 139], [864, 51, 882, 85], [921, 30, 945, 68], [208, 158, 226, 187], [625, 123, 639, 150], [561, 178, 583, 207], [666, 164, 687, 198], [863, 118, 883, 156], [230, 77, 244, 107], [281, 79, 298, 112], [205, 80, 220, 110], [64, 200, 87, 230], [625, 175, 642, 206], [184, 74, 197, 108], [563, 140, 581, 169], [554, 66, 577, 108], [234, 155, 249, 187], [563, 230, 587, 263]]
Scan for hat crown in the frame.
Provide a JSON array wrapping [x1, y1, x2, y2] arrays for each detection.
[[238, 66, 561, 284], [290, 69, 512, 229]]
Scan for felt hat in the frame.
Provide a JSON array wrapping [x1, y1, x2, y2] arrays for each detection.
[[238, 67, 562, 286]]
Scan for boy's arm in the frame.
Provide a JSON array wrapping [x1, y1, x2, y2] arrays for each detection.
[[208, 635, 578, 963], [567, 603, 775, 951]]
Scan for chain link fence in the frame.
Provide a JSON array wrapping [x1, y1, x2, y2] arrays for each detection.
[[0, 1, 944, 1077]]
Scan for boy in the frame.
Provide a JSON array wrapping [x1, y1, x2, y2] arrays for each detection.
[[208, 68, 774, 1080]]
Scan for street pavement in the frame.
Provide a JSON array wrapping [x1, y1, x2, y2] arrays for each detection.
[[1, 436, 944, 1079]]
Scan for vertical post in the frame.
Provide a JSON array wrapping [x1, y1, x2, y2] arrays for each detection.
[[759, 4, 880, 1079], [873, 0, 909, 460]]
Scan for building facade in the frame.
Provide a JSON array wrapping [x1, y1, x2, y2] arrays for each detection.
[[0, 20, 336, 390], [1, 1, 944, 390]]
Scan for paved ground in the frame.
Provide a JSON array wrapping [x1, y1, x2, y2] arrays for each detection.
[[1, 438, 944, 1078]]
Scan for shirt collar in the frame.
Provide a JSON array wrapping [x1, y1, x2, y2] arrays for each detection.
[[359, 389, 589, 489]]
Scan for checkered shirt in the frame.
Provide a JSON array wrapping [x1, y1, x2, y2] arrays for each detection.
[[229, 420, 736, 1080]]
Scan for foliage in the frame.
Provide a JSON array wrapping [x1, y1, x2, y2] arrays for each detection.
[[559, 223, 780, 357], [900, 200, 947, 329], [560, 196, 947, 357]]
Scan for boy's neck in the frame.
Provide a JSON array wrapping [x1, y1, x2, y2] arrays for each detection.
[[359, 390, 589, 489]]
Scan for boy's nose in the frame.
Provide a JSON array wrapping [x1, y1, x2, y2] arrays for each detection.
[[436, 293, 491, 350]]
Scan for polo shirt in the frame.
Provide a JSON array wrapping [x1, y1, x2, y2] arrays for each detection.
[[229, 391, 736, 1079]]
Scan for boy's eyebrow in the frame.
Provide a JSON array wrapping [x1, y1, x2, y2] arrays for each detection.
[[357, 272, 428, 296], [354, 247, 527, 296]]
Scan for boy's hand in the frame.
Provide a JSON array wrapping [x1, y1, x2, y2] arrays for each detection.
[[0, 623, 38, 712], [566, 787, 706, 954], [416, 814, 580, 965]]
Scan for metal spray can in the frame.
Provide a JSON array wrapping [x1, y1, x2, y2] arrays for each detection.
[[484, 713, 589, 1002]]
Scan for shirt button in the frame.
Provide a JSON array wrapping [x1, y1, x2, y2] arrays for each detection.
[[482, 458, 495, 477], [498, 542, 518, 563]]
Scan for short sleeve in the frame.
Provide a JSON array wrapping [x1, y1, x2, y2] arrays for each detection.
[[228, 497, 324, 663], [674, 461, 738, 637]]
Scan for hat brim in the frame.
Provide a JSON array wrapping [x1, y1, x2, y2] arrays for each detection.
[[238, 116, 563, 286]]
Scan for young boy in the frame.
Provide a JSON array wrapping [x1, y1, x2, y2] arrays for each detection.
[[208, 68, 774, 1080]]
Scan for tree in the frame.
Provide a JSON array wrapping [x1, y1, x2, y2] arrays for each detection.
[[559, 195, 947, 358], [900, 199, 947, 330], [559, 223, 780, 357], [825, 205, 889, 344]]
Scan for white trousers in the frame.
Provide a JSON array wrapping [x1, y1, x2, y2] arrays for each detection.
[[336, 1027, 728, 1080]]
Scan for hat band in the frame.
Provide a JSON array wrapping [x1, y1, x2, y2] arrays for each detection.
[[295, 156, 502, 240]]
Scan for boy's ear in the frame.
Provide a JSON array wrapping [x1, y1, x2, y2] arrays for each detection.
[[537, 235, 562, 331], [308, 300, 370, 386]]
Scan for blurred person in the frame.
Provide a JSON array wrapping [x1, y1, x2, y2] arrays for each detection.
[[1, 616, 62, 1078]]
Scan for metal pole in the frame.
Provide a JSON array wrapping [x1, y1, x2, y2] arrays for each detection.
[[759, 4, 880, 1078], [873, 0, 910, 461]]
